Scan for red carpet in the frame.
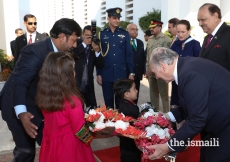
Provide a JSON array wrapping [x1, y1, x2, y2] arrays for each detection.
[[94, 135, 200, 162]]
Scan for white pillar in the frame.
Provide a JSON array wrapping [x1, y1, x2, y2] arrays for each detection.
[[220, 0, 230, 22]]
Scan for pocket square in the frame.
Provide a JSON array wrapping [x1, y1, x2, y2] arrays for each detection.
[[214, 44, 221, 48]]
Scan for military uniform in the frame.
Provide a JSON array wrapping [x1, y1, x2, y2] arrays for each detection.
[[146, 20, 171, 112], [97, 8, 134, 108]]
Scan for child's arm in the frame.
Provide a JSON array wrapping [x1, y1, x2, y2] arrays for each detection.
[[68, 97, 93, 146]]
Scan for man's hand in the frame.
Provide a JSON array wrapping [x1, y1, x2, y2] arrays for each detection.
[[129, 75, 134, 80], [18, 112, 38, 138], [97, 75, 102, 86], [147, 143, 171, 160], [159, 111, 170, 120], [91, 41, 100, 52]]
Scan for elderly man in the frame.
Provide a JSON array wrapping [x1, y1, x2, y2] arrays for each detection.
[[126, 23, 145, 104], [147, 47, 230, 162], [198, 3, 230, 71]]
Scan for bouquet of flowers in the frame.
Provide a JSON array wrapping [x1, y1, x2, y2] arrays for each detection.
[[85, 105, 146, 138], [85, 103, 176, 161], [134, 103, 176, 161]]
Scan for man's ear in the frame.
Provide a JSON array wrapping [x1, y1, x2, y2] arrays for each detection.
[[124, 91, 129, 98], [58, 33, 65, 41], [159, 62, 165, 70]]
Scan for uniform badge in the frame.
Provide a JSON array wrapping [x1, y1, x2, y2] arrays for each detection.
[[103, 35, 109, 39], [118, 34, 125, 39], [116, 9, 120, 14]]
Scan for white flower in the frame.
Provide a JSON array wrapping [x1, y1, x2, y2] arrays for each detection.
[[164, 128, 170, 138], [105, 120, 115, 127], [114, 120, 129, 130], [97, 112, 105, 123], [88, 109, 97, 115], [94, 121, 106, 130], [158, 129, 166, 139], [143, 109, 159, 118]]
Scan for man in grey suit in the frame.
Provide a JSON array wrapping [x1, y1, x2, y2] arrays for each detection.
[[14, 14, 48, 64]]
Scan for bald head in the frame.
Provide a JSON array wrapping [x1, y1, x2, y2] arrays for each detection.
[[127, 23, 138, 39]]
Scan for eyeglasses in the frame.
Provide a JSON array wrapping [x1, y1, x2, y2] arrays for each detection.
[[27, 22, 37, 25]]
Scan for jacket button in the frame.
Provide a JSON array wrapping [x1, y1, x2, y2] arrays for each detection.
[[114, 64, 116, 65], [114, 54, 115, 56]]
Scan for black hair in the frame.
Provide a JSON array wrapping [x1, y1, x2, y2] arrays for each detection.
[[144, 30, 152, 37], [168, 18, 180, 27], [113, 78, 134, 99], [15, 28, 23, 33], [199, 3, 222, 19], [24, 14, 36, 22], [83, 25, 91, 33], [50, 18, 82, 39]]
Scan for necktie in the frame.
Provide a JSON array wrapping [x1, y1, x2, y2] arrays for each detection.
[[85, 46, 89, 64], [28, 35, 32, 44], [205, 34, 213, 48], [132, 39, 137, 51]]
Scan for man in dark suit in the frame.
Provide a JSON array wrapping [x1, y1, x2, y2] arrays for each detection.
[[74, 25, 103, 109], [10, 28, 24, 56], [198, 3, 230, 71], [14, 14, 48, 64], [0, 18, 82, 162], [127, 23, 146, 104], [147, 47, 230, 162]]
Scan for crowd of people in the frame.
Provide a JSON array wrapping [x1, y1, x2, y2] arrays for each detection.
[[1, 2, 230, 162]]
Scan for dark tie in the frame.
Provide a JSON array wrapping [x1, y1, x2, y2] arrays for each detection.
[[28, 35, 32, 44], [205, 34, 213, 48], [131, 39, 137, 51]]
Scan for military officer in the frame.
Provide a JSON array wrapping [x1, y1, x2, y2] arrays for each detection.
[[145, 20, 171, 112], [97, 7, 134, 109]]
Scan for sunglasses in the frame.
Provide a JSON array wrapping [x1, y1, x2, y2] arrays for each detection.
[[27, 22, 37, 25]]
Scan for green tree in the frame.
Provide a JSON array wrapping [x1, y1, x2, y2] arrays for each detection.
[[138, 8, 161, 32], [103, 21, 131, 29]]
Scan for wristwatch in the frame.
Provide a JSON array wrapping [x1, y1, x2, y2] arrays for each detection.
[[130, 73, 135, 76]]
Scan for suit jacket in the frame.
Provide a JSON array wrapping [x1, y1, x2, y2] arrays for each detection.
[[200, 23, 230, 71], [10, 40, 16, 56], [14, 32, 48, 64], [73, 43, 103, 92], [118, 99, 142, 160], [0, 38, 54, 144], [131, 38, 146, 80], [97, 27, 134, 82], [170, 57, 230, 162]]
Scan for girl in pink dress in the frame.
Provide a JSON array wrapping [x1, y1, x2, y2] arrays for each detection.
[[36, 52, 95, 162]]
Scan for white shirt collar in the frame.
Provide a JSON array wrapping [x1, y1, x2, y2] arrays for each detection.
[[173, 58, 178, 85], [27, 31, 36, 44], [212, 21, 224, 37], [50, 38, 58, 52]]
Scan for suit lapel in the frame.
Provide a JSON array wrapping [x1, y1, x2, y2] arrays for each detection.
[[177, 57, 184, 85], [200, 23, 227, 57], [35, 32, 41, 42]]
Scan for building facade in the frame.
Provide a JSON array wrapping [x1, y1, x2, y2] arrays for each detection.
[[0, 0, 229, 55]]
